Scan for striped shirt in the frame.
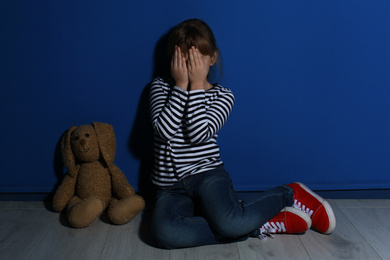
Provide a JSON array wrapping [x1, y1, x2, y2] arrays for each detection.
[[149, 77, 235, 188]]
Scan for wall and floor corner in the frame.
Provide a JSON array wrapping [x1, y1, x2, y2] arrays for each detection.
[[1, 1, 389, 199]]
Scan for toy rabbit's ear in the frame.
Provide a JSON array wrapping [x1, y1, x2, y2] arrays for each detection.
[[92, 122, 116, 166], [61, 126, 78, 176]]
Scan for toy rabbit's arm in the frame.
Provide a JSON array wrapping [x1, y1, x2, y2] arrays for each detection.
[[52, 172, 78, 212], [52, 126, 79, 212], [108, 164, 135, 199]]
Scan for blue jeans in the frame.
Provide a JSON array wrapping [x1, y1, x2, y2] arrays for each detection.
[[151, 166, 294, 249]]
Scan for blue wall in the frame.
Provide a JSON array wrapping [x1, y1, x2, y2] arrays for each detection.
[[1, 0, 389, 193]]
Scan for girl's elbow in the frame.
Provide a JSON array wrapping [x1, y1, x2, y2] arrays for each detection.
[[153, 126, 173, 141], [157, 131, 174, 141]]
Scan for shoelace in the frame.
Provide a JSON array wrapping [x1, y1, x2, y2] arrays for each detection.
[[292, 199, 313, 217], [258, 221, 286, 240]]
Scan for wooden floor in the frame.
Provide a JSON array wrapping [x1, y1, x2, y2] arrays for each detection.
[[1, 199, 390, 260]]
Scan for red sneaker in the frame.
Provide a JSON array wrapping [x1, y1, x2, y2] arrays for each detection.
[[258, 207, 311, 240], [287, 182, 336, 234]]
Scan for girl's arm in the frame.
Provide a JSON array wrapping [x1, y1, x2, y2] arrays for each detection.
[[149, 78, 188, 140], [185, 88, 234, 144]]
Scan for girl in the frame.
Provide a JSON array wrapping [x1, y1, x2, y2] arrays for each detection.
[[149, 18, 335, 249]]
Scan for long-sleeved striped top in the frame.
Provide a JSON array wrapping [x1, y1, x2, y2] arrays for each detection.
[[149, 77, 235, 188]]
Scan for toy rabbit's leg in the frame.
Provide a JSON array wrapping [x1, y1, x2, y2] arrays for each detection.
[[67, 196, 106, 228], [53, 174, 77, 212], [66, 195, 81, 211], [108, 196, 145, 225]]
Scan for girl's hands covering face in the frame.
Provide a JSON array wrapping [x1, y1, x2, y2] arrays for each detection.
[[171, 46, 189, 90], [171, 46, 211, 90]]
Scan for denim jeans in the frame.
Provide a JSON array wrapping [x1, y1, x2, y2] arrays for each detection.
[[151, 166, 294, 249]]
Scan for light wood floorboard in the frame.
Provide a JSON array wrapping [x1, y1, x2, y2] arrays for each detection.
[[237, 233, 311, 260], [100, 213, 170, 260], [170, 243, 240, 260], [336, 200, 390, 260], [0, 208, 56, 260], [299, 200, 381, 259], [0, 199, 390, 260], [30, 213, 112, 260]]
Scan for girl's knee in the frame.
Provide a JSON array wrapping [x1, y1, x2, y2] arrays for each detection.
[[151, 215, 182, 249], [152, 229, 177, 249], [151, 225, 189, 249]]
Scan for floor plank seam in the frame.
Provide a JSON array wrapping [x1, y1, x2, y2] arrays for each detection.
[[298, 235, 312, 260], [234, 242, 242, 260], [338, 206, 385, 260], [27, 213, 56, 260], [350, 211, 387, 260], [98, 225, 112, 260]]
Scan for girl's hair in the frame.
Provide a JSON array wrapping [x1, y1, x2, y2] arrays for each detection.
[[166, 18, 222, 82]]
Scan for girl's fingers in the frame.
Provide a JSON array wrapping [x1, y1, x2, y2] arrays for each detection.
[[195, 47, 204, 67], [189, 47, 204, 69], [188, 48, 193, 67], [178, 47, 187, 69], [189, 47, 198, 69], [186, 49, 190, 70], [192, 48, 198, 67], [193, 47, 199, 66], [172, 46, 188, 72], [178, 47, 185, 68], [177, 46, 181, 67], [171, 46, 175, 67], [172, 46, 185, 69], [181, 56, 186, 68], [172, 46, 178, 67]]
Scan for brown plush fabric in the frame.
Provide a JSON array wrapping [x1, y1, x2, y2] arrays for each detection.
[[53, 122, 145, 228]]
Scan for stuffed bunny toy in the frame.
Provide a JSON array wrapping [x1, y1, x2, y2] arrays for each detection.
[[53, 122, 145, 228]]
